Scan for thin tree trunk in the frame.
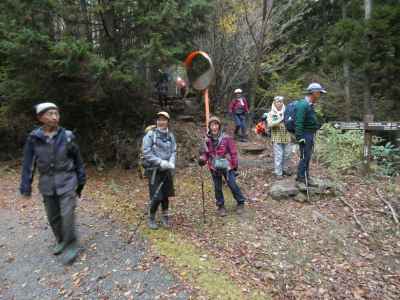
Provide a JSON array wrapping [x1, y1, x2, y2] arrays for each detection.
[[342, 3, 352, 121], [343, 61, 352, 120], [80, 0, 92, 44], [363, 0, 372, 115]]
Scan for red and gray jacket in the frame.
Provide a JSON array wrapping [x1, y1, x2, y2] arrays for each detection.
[[229, 97, 249, 114], [200, 131, 238, 171]]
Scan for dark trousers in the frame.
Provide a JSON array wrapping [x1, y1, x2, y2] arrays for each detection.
[[43, 190, 77, 246], [297, 131, 315, 179], [233, 113, 247, 137], [158, 93, 168, 107], [148, 170, 174, 214], [211, 170, 245, 207]]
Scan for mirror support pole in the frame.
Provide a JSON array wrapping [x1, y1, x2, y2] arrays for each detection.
[[204, 89, 210, 130]]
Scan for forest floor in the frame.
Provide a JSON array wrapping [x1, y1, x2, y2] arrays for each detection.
[[1, 123, 400, 299]]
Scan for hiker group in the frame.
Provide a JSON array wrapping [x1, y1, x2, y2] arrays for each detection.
[[18, 82, 326, 265]]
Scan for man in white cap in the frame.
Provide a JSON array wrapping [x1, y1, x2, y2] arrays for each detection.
[[142, 111, 176, 229], [229, 88, 249, 142], [295, 83, 326, 186], [19, 102, 86, 265]]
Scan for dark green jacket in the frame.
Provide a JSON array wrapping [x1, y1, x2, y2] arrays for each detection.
[[295, 99, 319, 140]]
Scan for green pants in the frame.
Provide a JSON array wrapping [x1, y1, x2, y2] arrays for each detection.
[[43, 190, 77, 246]]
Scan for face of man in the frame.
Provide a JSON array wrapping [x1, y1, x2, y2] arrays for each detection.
[[156, 116, 169, 129], [310, 91, 321, 104], [235, 93, 241, 98], [38, 109, 60, 130], [210, 121, 220, 135]]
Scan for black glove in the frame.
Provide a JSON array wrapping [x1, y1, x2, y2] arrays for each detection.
[[76, 184, 84, 198], [198, 158, 206, 167]]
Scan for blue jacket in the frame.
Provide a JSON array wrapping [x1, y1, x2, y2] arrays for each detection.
[[20, 127, 86, 196]]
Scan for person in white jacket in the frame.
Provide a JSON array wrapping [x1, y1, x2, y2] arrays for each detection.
[[267, 96, 293, 178]]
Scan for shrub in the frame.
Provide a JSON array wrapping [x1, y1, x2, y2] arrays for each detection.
[[315, 124, 364, 172], [371, 142, 400, 176]]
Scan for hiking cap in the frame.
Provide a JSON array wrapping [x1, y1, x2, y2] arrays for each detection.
[[306, 83, 327, 94], [274, 96, 284, 102], [234, 88, 242, 94], [157, 111, 170, 120], [36, 102, 58, 115], [208, 116, 221, 127]]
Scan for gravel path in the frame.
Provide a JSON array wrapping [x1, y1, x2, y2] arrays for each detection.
[[0, 188, 189, 300]]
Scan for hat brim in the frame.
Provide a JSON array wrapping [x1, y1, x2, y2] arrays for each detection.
[[307, 89, 327, 94]]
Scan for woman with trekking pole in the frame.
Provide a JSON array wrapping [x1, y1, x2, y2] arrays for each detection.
[[142, 111, 176, 229], [198, 116, 246, 217]]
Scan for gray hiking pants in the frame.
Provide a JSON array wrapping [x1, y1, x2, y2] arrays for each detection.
[[273, 143, 292, 176], [43, 190, 77, 246]]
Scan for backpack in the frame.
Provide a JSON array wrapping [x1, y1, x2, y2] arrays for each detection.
[[283, 101, 298, 133]]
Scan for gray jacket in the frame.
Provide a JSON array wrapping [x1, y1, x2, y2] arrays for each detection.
[[20, 127, 86, 196], [142, 128, 176, 168]]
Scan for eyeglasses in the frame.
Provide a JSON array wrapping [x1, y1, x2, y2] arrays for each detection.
[[43, 110, 59, 117]]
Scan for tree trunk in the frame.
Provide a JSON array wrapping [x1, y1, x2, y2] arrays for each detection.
[[246, 0, 273, 122], [80, 0, 92, 44], [363, 0, 372, 115], [342, 3, 351, 121]]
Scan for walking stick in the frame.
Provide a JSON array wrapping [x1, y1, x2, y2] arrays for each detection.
[[301, 144, 311, 202], [128, 170, 166, 243], [200, 166, 206, 224]]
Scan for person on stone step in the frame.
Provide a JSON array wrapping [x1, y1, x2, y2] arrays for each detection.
[[198, 116, 246, 217], [267, 96, 293, 179], [229, 88, 249, 142], [295, 83, 326, 186], [19, 102, 86, 265], [142, 111, 176, 229]]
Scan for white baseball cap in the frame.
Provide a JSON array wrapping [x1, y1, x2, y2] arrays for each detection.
[[35, 102, 58, 115], [234, 88, 242, 94], [157, 111, 170, 120], [306, 83, 327, 94]]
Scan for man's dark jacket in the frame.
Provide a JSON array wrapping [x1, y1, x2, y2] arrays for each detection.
[[20, 127, 86, 196]]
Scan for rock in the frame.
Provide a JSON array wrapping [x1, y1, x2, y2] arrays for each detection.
[[271, 177, 342, 202], [270, 179, 299, 200], [239, 144, 267, 155], [294, 192, 308, 202]]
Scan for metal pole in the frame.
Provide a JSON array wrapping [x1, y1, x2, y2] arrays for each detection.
[[200, 166, 206, 224], [204, 89, 210, 130]]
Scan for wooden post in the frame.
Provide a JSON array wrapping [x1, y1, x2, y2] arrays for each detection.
[[362, 114, 374, 174]]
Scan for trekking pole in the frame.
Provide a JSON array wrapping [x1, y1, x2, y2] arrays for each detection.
[[301, 145, 311, 202], [200, 166, 206, 224], [128, 171, 166, 243]]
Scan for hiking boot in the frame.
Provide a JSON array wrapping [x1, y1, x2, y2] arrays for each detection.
[[53, 241, 67, 255], [283, 170, 293, 177], [217, 206, 227, 217], [236, 203, 245, 215], [160, 211, 170, 228], [148, 214, 159, 230], [62, 243, 80, 265]]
